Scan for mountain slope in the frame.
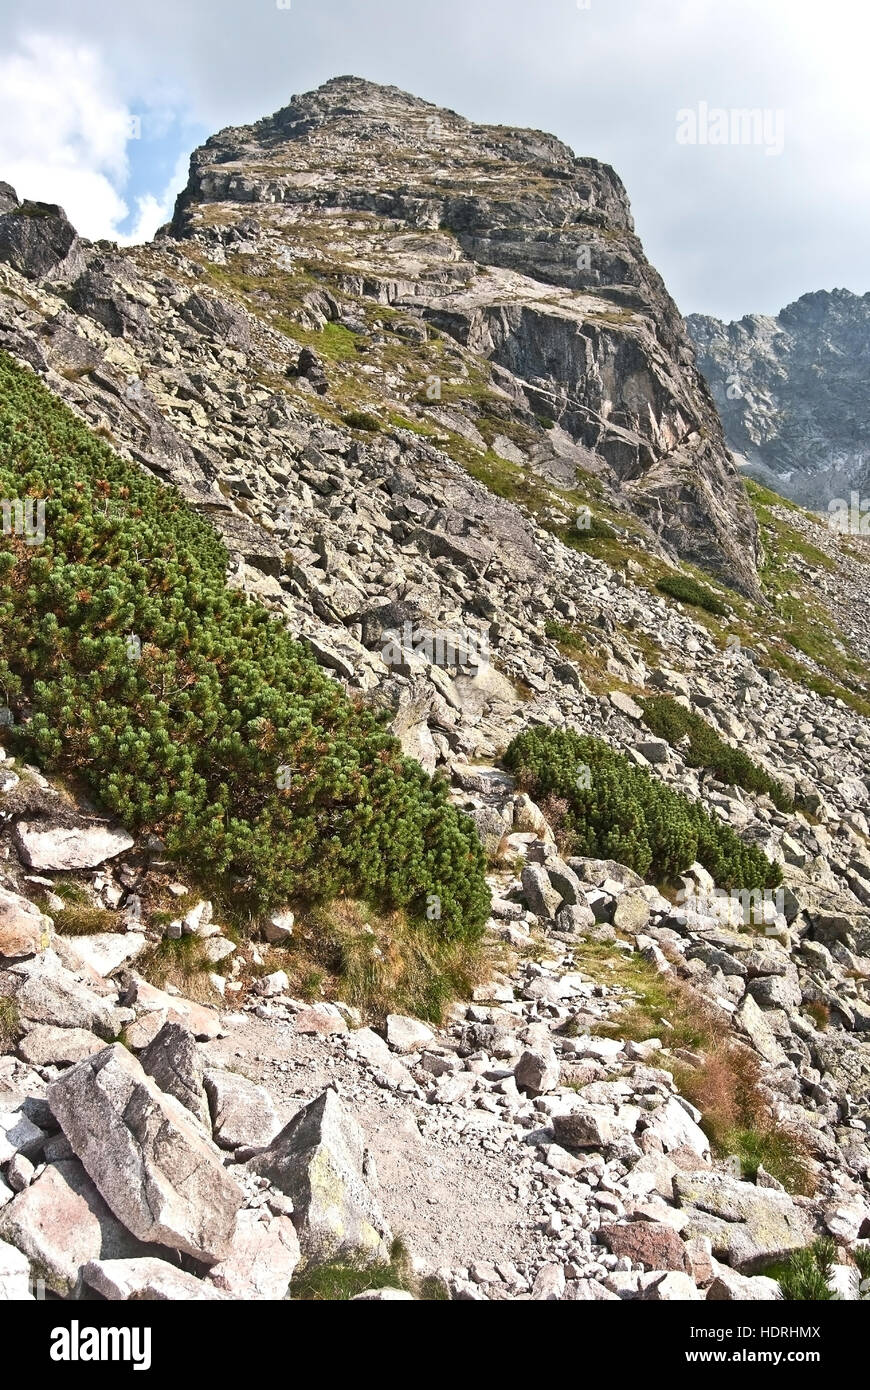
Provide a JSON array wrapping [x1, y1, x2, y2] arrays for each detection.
[[167, 75, 762, 596], [688, 289, 870, 510]]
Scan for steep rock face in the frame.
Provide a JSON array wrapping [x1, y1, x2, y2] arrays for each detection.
[[168, 76, 761, 594], [688, 290, 870, 509]]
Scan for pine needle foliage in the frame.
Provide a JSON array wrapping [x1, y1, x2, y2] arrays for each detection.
[[0, 352, 488, 940], [504, 726, 781, 891]]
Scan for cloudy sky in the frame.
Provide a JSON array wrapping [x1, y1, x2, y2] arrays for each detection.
[[0, 0, 867, 320]]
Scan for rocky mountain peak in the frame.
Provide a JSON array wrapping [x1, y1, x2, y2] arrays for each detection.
[[164, 78, 762, 596], [688, 289, 870, 508]]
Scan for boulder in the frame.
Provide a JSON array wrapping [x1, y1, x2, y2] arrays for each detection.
[[0, 1159, 149, 1297], [18, 1025, 104, 1067], [205, 1209, 300, 1299], [734, 993, 789, 1066], [84, 1257, 229, 1301], [12, 820, 134, 871], [0, 888, 51, 960], [674, 1170, 814, 1272], [0, 201, 85, 282], [247, 1089, 392, 1265], [384, 1014, 434, 1054], [640, 1270, 703, 1300], [139, 1022, 209, 1128], [13, 966, 130, 1040], [293, 1003, 348, 1036], [555, 903, 596, 936], [119, 973, 222, 1045], [60, 932, 146, 978], [643, 1097, 711, 1161], [514, 1043, 560, 1096], [600, 1221, 691, 1272], [544, 858, 585, 906], [553, 1106, 632, 1150], [48, 1045, 244, 1263], [706, 1262, 782, 1300], [263, 910, 294, 944], [612, 891, 652, 933], [521, 864, 562, 920], [204, 1068, 279, 1151]]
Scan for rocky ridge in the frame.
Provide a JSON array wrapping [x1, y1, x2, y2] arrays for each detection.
[[0, 79, 870, 1301], [688, 289, 870, 510]]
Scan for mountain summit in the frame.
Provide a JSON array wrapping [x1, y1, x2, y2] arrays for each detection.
[[167, 76, 761, 594]]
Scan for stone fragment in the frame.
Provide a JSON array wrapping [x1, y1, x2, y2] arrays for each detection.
[[0, 888, 51, 960], [12, 821, 134, 871], [204, 1068, 279, 1151]]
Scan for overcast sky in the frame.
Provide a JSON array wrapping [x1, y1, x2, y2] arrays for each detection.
[[0, 0, 867, 321]]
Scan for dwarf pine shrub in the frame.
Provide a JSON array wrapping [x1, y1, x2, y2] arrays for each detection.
[[504, 726, 781, 891], [640, 694, 794, 811], [655, 573, 728, 616], [0, 351, 488, 940]]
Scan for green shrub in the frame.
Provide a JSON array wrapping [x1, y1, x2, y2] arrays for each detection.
[[656, 573, 728, 616], [503, 726, 781, 891], [0, 351, 488, 943], [341, 409, 381, 432], [852, 1245, 870, 1282], [289, 1238, 447, 1301], [640, 694, 794, 811], [774, 1238, 837, 1301]]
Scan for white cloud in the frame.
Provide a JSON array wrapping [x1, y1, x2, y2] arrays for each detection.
[[0, 31, 142, 240], [120, 150, 190, 244]]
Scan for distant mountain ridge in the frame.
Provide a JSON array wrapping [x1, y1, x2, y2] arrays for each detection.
[[687, 289, 870, 510]]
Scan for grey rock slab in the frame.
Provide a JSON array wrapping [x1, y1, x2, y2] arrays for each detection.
[[204, 1068, 279, 1150], [84, 1256, 230, 1301], [139, 1021, 209, 1128], [48, 1044, 244, 1263], [12, 821, 134, 871], [247, 1088, 392, 1265]]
